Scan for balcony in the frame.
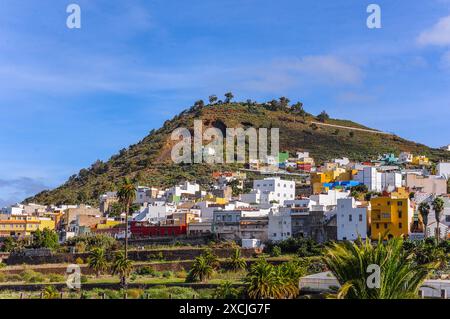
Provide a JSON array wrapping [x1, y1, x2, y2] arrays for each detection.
[[371, 210, 392, 222]]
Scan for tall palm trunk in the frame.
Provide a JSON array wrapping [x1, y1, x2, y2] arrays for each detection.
[[125, 200, 129, 258], [435, 215, 440, 244], [123, 200, 130, 288]]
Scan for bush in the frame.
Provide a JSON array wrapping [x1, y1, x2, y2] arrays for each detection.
[[145, 286, 198, 299], [80, 275, 88, 283], [175, 269, 187, 279], [270, 246, 282, 257], [48, 273, 65, 283], [75, 257, 84, 265], [21, 270, 45, 283], [162, 271, 173, 278], [135, 266, 157, 277], [127, 288, 144, 299]]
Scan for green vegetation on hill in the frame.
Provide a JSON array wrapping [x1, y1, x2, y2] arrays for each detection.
[[25, 97, 450, 206]]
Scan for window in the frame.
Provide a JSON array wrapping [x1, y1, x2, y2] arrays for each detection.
[[387, 201, 391, 205], [397, 201, 403, 206], [349, 215, 352, 222], [399, 222, 402, 229], [359, 214, 363, 222], [376, 223, 380, 229], [384, 223, 388, 229], [398, 211, 402, 218]]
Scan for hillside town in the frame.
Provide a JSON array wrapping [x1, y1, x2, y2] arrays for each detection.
[[1, 151, 449, 247]]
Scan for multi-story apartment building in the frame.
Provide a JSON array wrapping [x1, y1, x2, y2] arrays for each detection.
[[268, 208, 292, 242], [335, 198, 368, 241], [370, 196, 414, 240], [0, 214, 55, 237], [405, 174, 447, 194], [252, 177, 295, 204]]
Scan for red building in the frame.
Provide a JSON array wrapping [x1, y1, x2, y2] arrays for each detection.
[[297, 162, 312, 172], [130, 221, 187, 238]]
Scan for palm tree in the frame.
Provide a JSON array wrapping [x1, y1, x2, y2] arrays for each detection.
[[111, 251, 133, 288], [432, 196, 445, 242], [117, 177, 136, 259], [87, 247, 109, 277], [186, 255, 214, 283], [323, 238, 437, 299], [42, 285, 60, 299], [227, 247, 247, 271], [244, 259, 297, 299], [213, 281, 241, 299], [202, 248, 220, 270], [418, 202, 431, 237]]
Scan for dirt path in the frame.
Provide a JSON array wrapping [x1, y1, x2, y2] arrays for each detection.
[[311, 121, 392, 135]]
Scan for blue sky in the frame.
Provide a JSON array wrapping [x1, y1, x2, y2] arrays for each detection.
[[1, 0, 450, 206]]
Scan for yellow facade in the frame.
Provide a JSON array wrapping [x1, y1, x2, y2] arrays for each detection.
[[370, 197, 413, 240], [390, 187, 410, 199], [215, 197, 228, 205], [311, 168, 356, 194], [0, 215, 56, 237], [38, 218, 56, 231], [411, 155, 430, 166], [96, 219, 122, 229]]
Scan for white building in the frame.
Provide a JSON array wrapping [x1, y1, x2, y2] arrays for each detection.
[[165, 181, 201, 199], [354, 167, 402, 192], [268, 208, 292, 242], [310, 190, 350, 211], [334, 157, 350, 167], [354, 167, 382, 192], [2, 205, 24, 215], [399, 152, 413, 163], [437, 162, 450, 179], [132, 201, 176, 223], [335, 198, 368, 241], [253, 177, 295, 205], [381, 172, 402, 192], [134, 186, 163, 205]]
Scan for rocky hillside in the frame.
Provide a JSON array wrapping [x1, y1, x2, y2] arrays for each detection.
[[25, 100, 450, 206]]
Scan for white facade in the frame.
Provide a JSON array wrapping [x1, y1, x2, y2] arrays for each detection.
[[354, 167, 382, 192], [381, 172, 402, 192], [335, 198, 367, 241], [2, 205, 24, 215], [268, 208, 292, 242], [166, 181, 200, 198], [437, 162, 450, 179], [310, 190, 350, 211], [132, 201, 176, 222], [334, 157, 350, 167], [399, 152, 413, 163], [253, 177, 295, 205]]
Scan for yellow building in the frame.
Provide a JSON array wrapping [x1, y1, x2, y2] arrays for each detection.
[[215, 197, 228, 205], [390, 187, 410, 199], [96, 219, 122, 230], [311, 168, 356, 194], [370, 197, 414, 240], [411, 155, 430, 166], [0, 215, 56, 237]]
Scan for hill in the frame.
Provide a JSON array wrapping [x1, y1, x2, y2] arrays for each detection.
[[25, 99, 450, 206]]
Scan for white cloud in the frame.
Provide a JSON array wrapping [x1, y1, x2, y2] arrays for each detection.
[[417, 15, 450, 46], [287, 56, 363, 85]]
